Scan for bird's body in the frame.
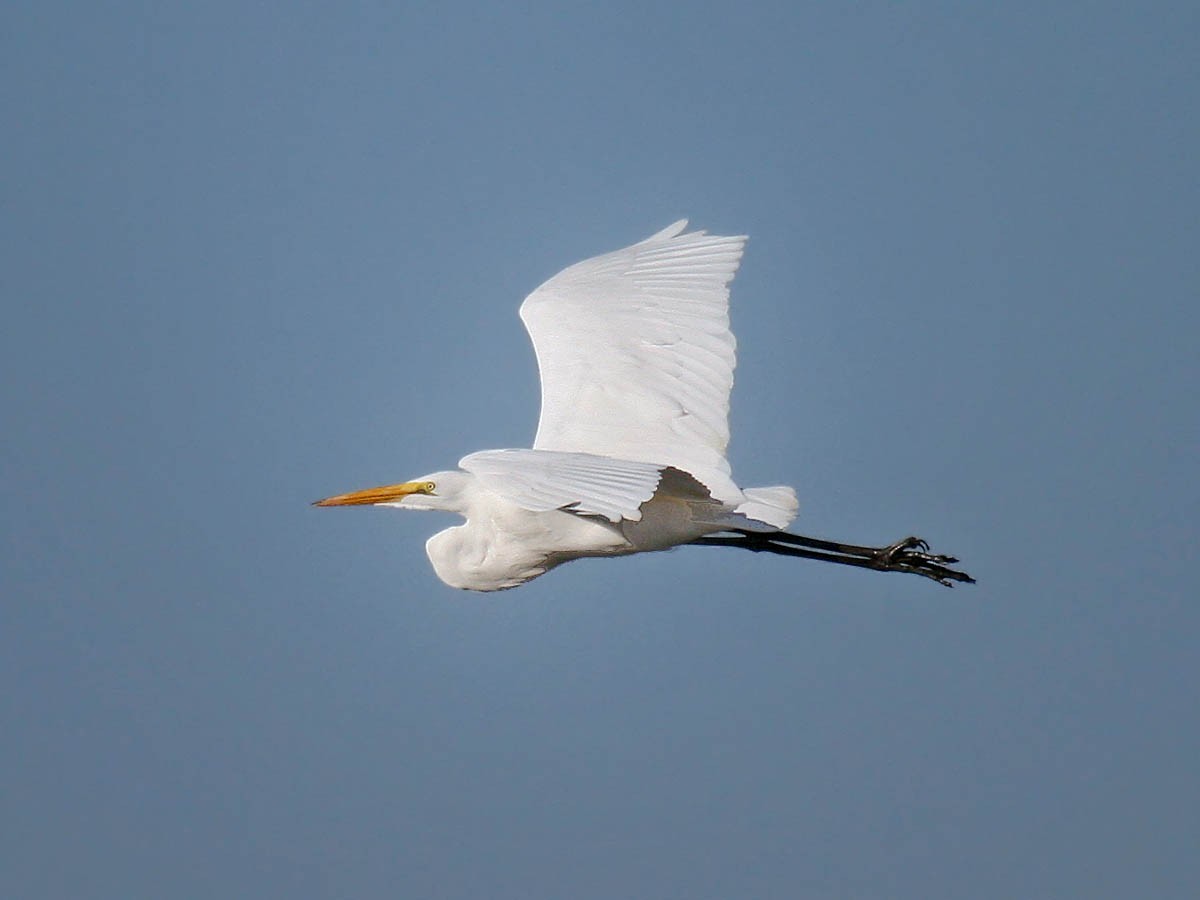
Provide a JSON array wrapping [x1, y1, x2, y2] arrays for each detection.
[[317, 221, 973, 590], [414, 473, 693, 592], [393, 460, 793, 592]]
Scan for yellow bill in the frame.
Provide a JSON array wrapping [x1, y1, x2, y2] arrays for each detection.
[[313, 481, 431, 507]]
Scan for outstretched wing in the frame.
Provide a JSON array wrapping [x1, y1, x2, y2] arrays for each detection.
[[518, 220, 746, 503], [460, 449, 664, 523]]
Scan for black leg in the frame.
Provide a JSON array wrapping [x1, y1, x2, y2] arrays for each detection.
[[690, 530, 975, 587]]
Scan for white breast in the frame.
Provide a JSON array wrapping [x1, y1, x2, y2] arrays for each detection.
[[424, 506, 629, 592]]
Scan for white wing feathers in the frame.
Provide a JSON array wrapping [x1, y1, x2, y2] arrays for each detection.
[[460, 449, 664, 523], [519, 220, 746, 505]]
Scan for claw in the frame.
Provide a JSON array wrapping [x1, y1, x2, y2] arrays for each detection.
[[874, 536, 928, 567], [869, 535, 975, 587]]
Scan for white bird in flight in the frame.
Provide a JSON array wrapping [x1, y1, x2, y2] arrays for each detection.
[[316, 221, 973, 591]]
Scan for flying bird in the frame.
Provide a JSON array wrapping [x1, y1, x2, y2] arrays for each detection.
[[316, 221, 973, 591]]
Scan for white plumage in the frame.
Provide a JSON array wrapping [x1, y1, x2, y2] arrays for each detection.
[[521, 220, 742, 499], [460, 450, 664, 524], [316, 220, 974, 591]]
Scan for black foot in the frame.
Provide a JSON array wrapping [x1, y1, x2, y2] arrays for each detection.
[[870, 536, 973, 587], [689, 530, 975, 588]]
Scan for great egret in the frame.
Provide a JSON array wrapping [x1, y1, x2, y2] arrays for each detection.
[[316, 221, 973, 591]]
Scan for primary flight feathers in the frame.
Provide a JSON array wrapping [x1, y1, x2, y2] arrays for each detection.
[[521, 219, 747, 506]]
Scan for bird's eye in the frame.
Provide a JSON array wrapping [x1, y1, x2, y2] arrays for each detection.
[[423, 482, 436, 493]]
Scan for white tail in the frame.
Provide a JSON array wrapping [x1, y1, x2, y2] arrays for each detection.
[[735, 486, 799, 531]]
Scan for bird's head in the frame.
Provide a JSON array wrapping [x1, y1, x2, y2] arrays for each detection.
[[313, 471, 470, 513]]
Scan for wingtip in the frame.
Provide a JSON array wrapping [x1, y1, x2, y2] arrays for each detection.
[[646, 219, 691, 242]]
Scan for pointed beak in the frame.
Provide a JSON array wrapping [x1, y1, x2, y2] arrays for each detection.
[[313, 482, 426, 507]]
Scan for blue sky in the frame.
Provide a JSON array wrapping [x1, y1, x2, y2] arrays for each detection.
[[4, 2, 1198, 897]]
